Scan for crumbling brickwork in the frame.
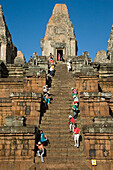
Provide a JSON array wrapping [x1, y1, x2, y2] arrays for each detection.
[[0, 126, 35, 170]]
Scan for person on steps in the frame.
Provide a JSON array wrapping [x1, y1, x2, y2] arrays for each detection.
[[68, 115, 75, 132], [72, 103, 78, 120], [37, 141, 45, 162], [73, 95, 79, 104], [40, 130, 49, 146], [49, 65, 55, 77], [43, 93, 50, 107], [72, 88, 78, 98], [73, 124, 79, 148], [67, 61, 71, 71]]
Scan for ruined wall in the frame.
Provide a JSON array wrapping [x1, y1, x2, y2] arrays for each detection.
[[0, 126, 35, 170], [76, 76, 98, 93], [0, 66, 46, 169], [83, 117, 113, 170], [11, 92, 42, 126], [0, 75, 46, 126], [0, 5, 17, 64], [79, 92, 111, 125]]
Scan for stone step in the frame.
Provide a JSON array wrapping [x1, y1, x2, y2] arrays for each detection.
[[46, 151, 85, 157], [45, 138, 75, 143], [51, 81, 73, 84], [29, 163, 90, 170], [48, 102, 72, 106], [40, 119, 81, 125], [42, 110, 72, 114], [47, 106, 72, 110], [49, 100, 72, 103], [50, 92, 73, 95], [40, 121, 81, 128], [40, 126, 82, 132], [41, 114, 80, 119], [40, 122, 81, 128], [43, 157, 86, 164], [41, 133, 83, 140], [51, 85, 73, 89], [46, 146, 84, 152], [46, 142, 84, 149], [52, 97, 73, 101], [40, 155, 86, 162], [40, 120, 81, 126], [46, 147, 84, 153], [41, 117, 69, 122], [43, 132, 82, 138], [41, 129, 73, 133]]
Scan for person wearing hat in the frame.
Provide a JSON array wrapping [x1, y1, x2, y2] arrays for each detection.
[[68, 115, 75, 132], [37, 141, 45, 162], [72, 103, 78, 120]]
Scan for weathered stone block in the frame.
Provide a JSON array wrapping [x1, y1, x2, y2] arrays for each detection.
[[5, 116, 24, 126]]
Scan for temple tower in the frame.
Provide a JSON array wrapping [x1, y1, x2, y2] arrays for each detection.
[[41, 4, 77, 61], [107, 25, 113, 63], [0, 5, 17, 64]]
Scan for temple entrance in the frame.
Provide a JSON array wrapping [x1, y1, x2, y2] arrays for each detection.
[[57, 49, 63, 61]]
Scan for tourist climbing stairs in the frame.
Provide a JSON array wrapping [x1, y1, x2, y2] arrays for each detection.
[[29, 63, 90, 170]]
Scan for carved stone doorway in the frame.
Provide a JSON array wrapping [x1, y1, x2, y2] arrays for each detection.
[[57, 49, 63, 61]]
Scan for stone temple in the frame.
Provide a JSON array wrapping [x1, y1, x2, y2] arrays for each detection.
[[41, 4, 78, 61], [0, 5, 17, 64], [0, 3, 113, 170]]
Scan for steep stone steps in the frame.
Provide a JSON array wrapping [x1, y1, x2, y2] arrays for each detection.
[[32, 63, 89, 170]]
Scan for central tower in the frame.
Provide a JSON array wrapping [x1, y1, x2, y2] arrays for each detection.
[[41, 4, 77, 61]]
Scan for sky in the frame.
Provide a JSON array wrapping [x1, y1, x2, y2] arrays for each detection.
[[0, 0, 113, 62]]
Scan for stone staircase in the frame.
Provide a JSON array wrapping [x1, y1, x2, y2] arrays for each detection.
[[29, 63, 90, 170], [7, 66, 24, 77]]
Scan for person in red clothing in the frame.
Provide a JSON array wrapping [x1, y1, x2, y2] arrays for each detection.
[[73, 124, 79, 148], [68, 115, 75, 132]]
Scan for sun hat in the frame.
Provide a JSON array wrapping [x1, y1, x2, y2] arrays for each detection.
[[69, 115, 72, 119], [38, 141, 41, 145]]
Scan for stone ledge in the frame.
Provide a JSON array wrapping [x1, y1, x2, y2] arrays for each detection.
[[0, 98, 12, 103], [0, 78, 23, 82], [83, 125, 113, 134], [10, 92, 42, 98], [0, 126, 36, 134], [93, 116, 113, 124], [79, 92, 112, 98]]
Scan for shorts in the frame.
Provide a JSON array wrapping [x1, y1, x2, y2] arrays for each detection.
[[74, 134, 79, 141]]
